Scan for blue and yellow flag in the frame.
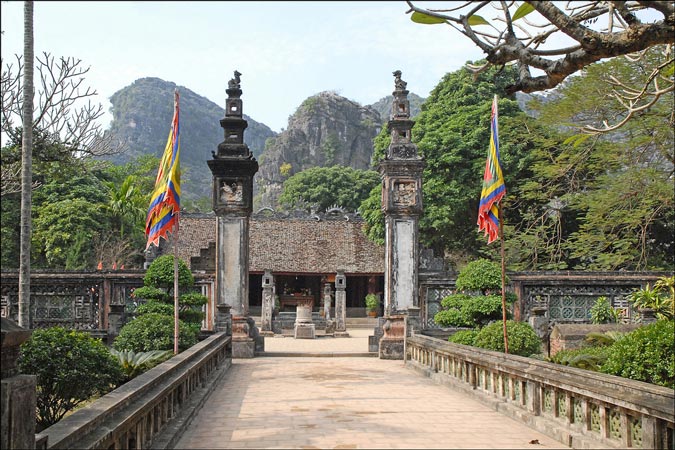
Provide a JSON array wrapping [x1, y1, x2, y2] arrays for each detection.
[[477, 95, 506, 244], [145, 90, 181, 249]]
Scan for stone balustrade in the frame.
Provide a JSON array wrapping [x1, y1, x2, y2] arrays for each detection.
[[35, 332, 232, 449], [406, 334, 674, 449]]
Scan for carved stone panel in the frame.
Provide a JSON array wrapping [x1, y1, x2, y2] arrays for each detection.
[[393, 181, 416, 206], [219, 180, 244, 205]]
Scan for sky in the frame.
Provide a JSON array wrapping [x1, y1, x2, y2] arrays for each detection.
[[1, 1, 485, 133]]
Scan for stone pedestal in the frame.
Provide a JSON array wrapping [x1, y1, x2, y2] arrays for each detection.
[[379, 315, 406, 359], [294, 305, 315, 339], [215, 304, 232, 334], [1, 318, 36, 450], [232, 316, 256, 358]]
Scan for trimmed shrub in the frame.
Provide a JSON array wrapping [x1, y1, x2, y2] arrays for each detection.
[[601, 320, 675, 388], [455, 259, 508, 294], [473, 320, 541, 357], [18, 327, 123, 430], [448, 329, 479, 346], [435, 294, 513, 328], [135, 300, 174, 316], [113, 313, 199, 352]]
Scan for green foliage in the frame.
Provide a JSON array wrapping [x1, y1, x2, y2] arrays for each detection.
[[628, 280, 674, 321], [135, 300, 174, 316], [18, 327, 123, 430], [584, 331, 625, 347], [364, 293, 380, 311], [143, 255, 194, 292], [550, 346, 612, 371], [455, 259, 507, 293], [589, 297, 619, 324], [113, 313, 198, 352], [279, 165, 380, 212], [434, 294, 512, 328], [473, 321, 541, 356], [109, 349, 173, 382], [524, 47, 674, 270], [448, 329, 479, 346], [132, 256, 207, 328], [601, 321, 675, 388], [358, 184, 384, 245]]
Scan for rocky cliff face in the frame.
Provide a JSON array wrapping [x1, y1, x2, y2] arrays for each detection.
[[255, 91, 382, 208], [106, 77, 276, 202]]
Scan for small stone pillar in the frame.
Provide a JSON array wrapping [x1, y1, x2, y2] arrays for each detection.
[[294, 303, 315, 339], [323, 282, 332, 321], [260, 270, 274, 336], [334, 271, 349, 338], [528, 306, 550, 355], [208, 71, 262, 358], [639, 308, 657, 324], [1, 318, 36, 450]]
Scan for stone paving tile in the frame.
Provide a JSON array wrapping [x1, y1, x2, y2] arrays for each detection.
[[175, 355, 569, 449]]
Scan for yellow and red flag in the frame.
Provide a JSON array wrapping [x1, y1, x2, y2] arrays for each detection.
[[145, 90, 181, 249], [477, 95, 505, 244]]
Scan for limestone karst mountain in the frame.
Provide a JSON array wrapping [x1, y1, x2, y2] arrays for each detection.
[[105, 77, 276, 202], [254, 91, 383, 208]]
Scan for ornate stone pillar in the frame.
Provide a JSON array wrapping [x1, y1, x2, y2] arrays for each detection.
[[260, 270, 274, 336], [1, 318, 36, 450], [208, 71, 262, 358], [378, 70, 424, 359], [334, 271, 349, 337]]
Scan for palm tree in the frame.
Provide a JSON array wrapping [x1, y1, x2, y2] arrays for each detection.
[[18, 0, 34, 328]]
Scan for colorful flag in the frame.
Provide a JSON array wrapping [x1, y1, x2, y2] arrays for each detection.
[[145, 90, 181, 249], [477, 95, 506, 244]]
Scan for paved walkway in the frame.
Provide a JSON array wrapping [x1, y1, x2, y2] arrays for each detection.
[[176, 332, 567, 449]]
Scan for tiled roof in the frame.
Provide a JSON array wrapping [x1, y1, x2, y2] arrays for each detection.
[[175, 213, 384, 274]]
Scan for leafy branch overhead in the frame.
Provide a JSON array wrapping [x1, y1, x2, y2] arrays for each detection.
[[405, 1, 674, 134]]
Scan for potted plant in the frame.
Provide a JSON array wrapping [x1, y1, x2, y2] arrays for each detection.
[[365, 293, 380, 317]]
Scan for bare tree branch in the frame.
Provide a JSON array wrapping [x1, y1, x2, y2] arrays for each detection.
[[406, 1, 675, 133], [1, 51, 125, 156]]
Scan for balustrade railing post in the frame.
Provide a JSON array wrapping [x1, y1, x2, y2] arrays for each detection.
[[527, 381, 541, 415], [600, 406, 609, 439], [640, 416, 658, 449]]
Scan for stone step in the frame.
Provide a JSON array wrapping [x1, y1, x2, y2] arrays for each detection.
[[252, 316, 378, 329]]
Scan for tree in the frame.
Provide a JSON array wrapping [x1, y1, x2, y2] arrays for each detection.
[[514, 50, 674, 270], [278, 165, 380, 212], [1, 52, 125, 196], [405, 1, 674, 133], [18, 327, 123, 430], [18, 0, 33, 328]]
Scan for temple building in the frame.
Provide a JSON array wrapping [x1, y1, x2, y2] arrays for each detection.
[[166, 208, 385, 319]]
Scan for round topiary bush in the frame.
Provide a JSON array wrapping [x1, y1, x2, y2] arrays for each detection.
[[113, 313, 198, 352], [601, 320, 675, 388], [448, 329, 479, 346], [473, 320, 541, 356], [455, 259, 508, 294], [19, 326, 123, 430]]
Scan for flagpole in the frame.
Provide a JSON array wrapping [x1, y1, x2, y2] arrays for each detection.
[[173, 210, 180, 355], [499, 204, 509, 354]]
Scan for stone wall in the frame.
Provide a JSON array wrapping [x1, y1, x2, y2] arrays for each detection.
[[549, 323, 642, 356]]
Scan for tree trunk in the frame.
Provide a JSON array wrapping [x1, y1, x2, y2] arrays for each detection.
[[18, 0, 34, 328]]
